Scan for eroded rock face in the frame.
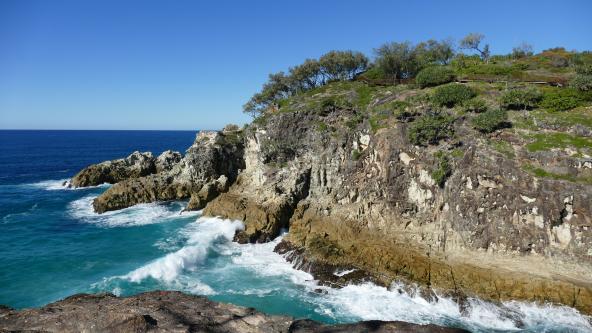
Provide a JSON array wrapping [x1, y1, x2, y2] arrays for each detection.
[[156, 150, 183, 173], [0, 291, 469, 333], [200, 109, 592, 314], [70, 151, 160, 187], [69, 105, 592, 314], [92, 131, 244, 213]]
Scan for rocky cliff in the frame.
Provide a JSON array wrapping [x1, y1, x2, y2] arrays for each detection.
[[0, 291, 468, 333], [72, 81, 592, 315]]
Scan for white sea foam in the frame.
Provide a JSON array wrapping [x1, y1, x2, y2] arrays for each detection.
[[226, 237, 315, 285], [123, 217, 243, 282], [333, 269, 356, 277], [28, 179, 110, 191], [28, 179, 71, 190], [98, 216, 592, 332], [69, 195, 199, 227]]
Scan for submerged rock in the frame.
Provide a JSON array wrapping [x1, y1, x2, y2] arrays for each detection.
[[0, 291, 469, 333]]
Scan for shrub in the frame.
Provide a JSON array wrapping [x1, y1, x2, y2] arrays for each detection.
[[372, 100, 413, 120], [540, 89, 581, 111], [415, 66, 455, 88], [432, 84, 476, 107], [471, 109, 508, 133], [570, 75, 592, 92], [500, 88, 542, 110], [431, 151, 452, 187], [408, 112, 455, 146], [462, 97, 488, 113]]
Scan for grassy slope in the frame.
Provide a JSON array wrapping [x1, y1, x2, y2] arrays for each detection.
[[255, 54, 592, 185]]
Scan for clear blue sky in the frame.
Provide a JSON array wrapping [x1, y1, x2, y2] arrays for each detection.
[[1, 0, 590, 130]]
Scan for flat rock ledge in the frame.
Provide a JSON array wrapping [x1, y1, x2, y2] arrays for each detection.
[[0, 291, 469, 333]]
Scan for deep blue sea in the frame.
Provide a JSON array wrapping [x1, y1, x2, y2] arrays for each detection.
[[0, 130, 591, 333]]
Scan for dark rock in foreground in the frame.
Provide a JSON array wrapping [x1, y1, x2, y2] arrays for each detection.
[[0, 291, 469, 333]]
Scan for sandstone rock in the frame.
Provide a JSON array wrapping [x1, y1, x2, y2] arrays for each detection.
[[202, 107, 592, 314], [70, 151, 156, 187], [185, 175, 230, 211], [93, 131, 244, 213], [0, 291, 468, 333], [155, 150, 182, 173]]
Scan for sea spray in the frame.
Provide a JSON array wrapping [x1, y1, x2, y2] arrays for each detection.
[[123, 217, 243, 282], [68, 195, 199, 227]]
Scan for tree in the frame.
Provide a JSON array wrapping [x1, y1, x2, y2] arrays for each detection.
[[460, 33, 490, 62], [319, 50, 368, 81], [511, 42, 534, 59], [374, 42, 417, 83], [289, 59, 322, 92], [414, 39, 455, 66]]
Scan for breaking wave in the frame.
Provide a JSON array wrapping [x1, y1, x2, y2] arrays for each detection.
[[68, 195, 199, 227], [95, 217, 592, 333], [27, 179, 110, 191]]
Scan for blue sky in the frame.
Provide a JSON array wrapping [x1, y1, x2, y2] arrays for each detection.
[[0, 0, 590, 130]]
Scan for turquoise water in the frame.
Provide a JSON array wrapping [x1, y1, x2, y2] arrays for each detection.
[[1, 130, 591, 333]]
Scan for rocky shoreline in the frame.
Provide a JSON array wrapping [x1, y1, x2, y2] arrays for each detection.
[[62, 89, 592, 318], [0, 291, 469, 333]]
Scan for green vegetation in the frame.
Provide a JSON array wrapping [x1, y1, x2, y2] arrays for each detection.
[[371, 100, 412, 120], [459, 33, 490, 62], [523, 164, 592, 185], [243, 50, 368, 117], [511, 43, 534, 59], [408, 112, 455, 146], [351, 149, 361, 160], [244, 33, 592, 147], [500, 88, 542, 110], [471, 109, 508, 133], [431, 151, 452, 187], [570, 66, 592, 91], [373, 39, 454, 83], [415, 66, 456, 88], [531, 107, 592, 129], [540, 88, 581, 111], [487, 139, 515, 158], [526, 132, 592, 152], [462, 97, 488, 113], [432, 84, 476, 107]]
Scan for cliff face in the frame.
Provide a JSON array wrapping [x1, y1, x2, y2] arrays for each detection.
[[71, 82, 592, 314], [201, 107, 592, 314], [0, 291, 468, 333]]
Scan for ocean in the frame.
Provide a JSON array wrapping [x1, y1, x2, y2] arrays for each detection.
[[0, 130, 590, 333]]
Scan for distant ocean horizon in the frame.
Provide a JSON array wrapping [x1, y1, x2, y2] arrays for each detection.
[[0, 130, 590, 333]]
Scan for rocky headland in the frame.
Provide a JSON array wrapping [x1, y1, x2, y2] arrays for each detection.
[[62, 79, 592, 318], [17, 45, 592, 331]]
